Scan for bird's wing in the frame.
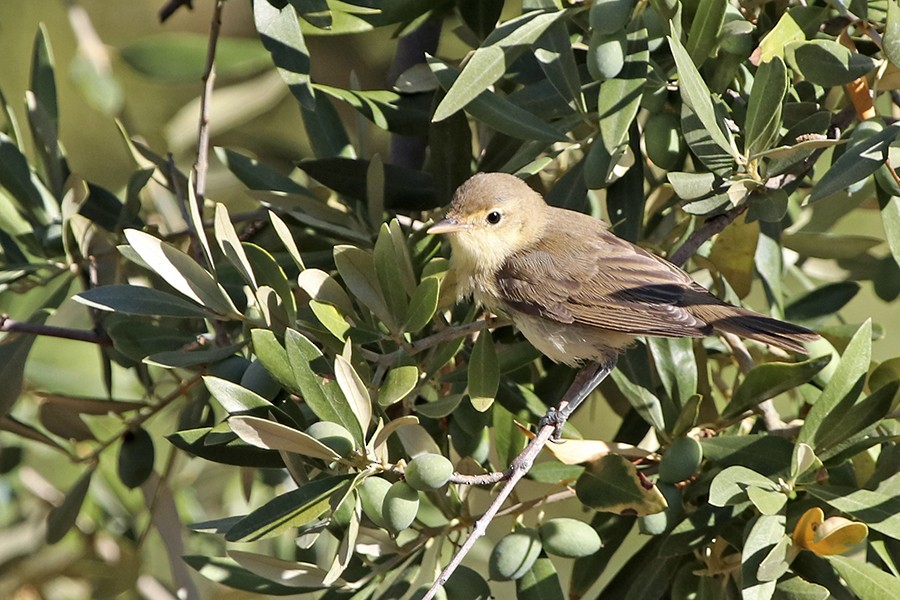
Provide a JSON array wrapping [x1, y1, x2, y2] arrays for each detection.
[[495, 233, 714, 338]]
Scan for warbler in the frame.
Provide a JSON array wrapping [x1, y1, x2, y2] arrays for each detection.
[[428, 173, 818, 369]]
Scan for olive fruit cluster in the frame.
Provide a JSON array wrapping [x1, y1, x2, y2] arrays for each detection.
[[357, 454, 455, 533], [489, 519, 602, 581]]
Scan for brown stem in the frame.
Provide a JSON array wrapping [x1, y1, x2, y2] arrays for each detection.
[[193, 0, 224, 209], [0, 314, 111, 346], [423, 362, 610, 600], [669, 203, 748, 268]]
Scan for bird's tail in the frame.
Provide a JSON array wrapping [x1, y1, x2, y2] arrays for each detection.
[[697, 303, 819, 353]]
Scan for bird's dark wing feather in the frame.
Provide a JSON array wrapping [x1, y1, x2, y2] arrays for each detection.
[[495, 231, 714, 338]]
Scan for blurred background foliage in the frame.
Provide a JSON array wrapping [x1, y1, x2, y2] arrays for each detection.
[[0, 0, 900, 599]]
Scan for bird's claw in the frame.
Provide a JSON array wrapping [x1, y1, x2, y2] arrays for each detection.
[[539, 407, 567, 441]]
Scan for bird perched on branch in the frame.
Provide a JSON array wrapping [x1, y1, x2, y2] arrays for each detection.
[[428, 172, 818, 417]]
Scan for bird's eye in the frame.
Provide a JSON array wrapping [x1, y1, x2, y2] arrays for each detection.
[[486, 211, 502, 225]]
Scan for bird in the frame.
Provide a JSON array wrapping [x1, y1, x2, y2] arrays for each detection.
[[427, 173, 818, 405]]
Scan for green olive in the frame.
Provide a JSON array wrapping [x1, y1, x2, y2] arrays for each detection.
[[488, 528, 542, 581], [644, 112, 685, 170], [383, 481, 420, 532], [305, 421, 355, 458], [358, 476, 391, 528], [659, 437, 704, 484], [587, 31, 627, 81], [538, 518, 602, 557], [405, 454, 454, 491], [589, 0, 635, 35]]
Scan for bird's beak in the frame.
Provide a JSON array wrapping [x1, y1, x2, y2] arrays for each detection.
[[427, 217, 468, 235]]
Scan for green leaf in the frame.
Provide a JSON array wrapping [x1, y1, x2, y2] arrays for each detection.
[[798, 320, 871, 450], [517, 556, 565, 600], [723, 356, 831, 419], [747, 486, 789, 516], [309, 301, 350, 341], [681, 103, 736, 176], [300, 91, 354, 159], [229, 550, 331, 589], [167, 427, 284, 468], [814, 380, 898, 455], [225, 476, 352, 541], [215, 203, 257, 289], [284, 329, 364, 444], [333, 355, 372, 438], [75, 284, 211, 318], [807, 473, 900, 540], [784, 282, 860, 320], [373, 223, 409, 328], [298, 157, 434, 210], [105, 316, 198, 362], [827, 555, 900, 600], [216, 147, 312, 195], [433, 9, 567, 122], [534, 20, 583, 111], [379, 366, 419, 407], [429, 57, 568, 143], [773, 576, 829, 600], [709, 466, 779, 507], [611, 369, 665, 430], [685, 0, 726, 66], [333, 245, 395, 331], [457, 0, 504, 40], [229, 415, 341, 461], [30, 25, 58, 126], [0, 311, 48, 417], [885, 0, 900, 67], [468, 330, 499, 411], [120, 33, 271, 83], [647, 337, 697, 406], [254, 0, 315, 110], [668, 171, 717, 200], [598, 26, 649, 159], [145, 343, 246, 369], [123, 229, 241, 317], [745, 57, 788, 157], [244, 243, 297, 322], [204, 376, 273, 413], [788, 40, 878, 87], [756, 9, 808, 63], [184, 555, 307, 596], [668, 33, 739, 159], [46, 469, 93, 544], [575, 454, 668, 515], [742, 515, 786, 600], [404, 276, 440, 334], [251, 329, 295, 390], [809, 125, 900, 203], [315, 85, 431, 136], [0, 132, 49, 216]]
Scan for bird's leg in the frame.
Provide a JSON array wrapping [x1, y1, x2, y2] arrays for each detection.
[[540, 360, 614, 438]]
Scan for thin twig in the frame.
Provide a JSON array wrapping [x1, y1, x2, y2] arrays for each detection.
[[193, 0, 224, 208], [77, 373, 204, 465], [669, 203, 748, 268], [422, 420, 559, 600], [423, 364, 608, 600], [0, 314, 112, 346]]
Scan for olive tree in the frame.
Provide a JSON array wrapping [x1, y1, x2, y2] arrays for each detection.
[[1, 0, 900, 599]]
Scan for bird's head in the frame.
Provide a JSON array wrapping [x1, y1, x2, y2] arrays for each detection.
[[428, 173, 546, 274]]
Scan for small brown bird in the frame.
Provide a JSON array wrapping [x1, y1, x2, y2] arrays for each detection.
[[428, 173, 819, 372]]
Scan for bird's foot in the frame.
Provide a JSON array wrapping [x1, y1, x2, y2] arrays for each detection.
[[539, 407, 568, 441]]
